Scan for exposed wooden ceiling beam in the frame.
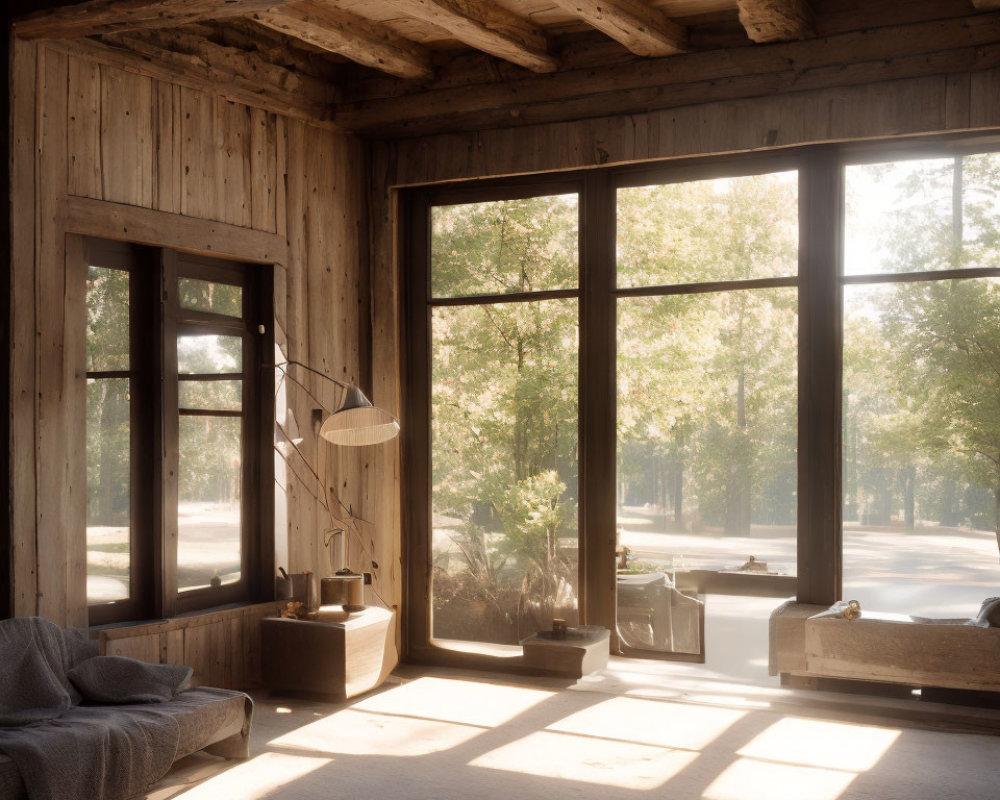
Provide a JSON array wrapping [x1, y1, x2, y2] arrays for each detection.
[[972, 0, 1000, 8], [251, 0, 433, 80], [13, 0, 292, 40], [736, 0, 813, 43], [385, 0, 557, 73], [334, 11, 1000, 137], [46, 29, 337, 124], [546, 0, 687, 57]]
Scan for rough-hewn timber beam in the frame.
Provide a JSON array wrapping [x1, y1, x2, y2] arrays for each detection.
[[386, 0, 557, 73], [46, 31, 337, 124], [736, 0, 813, 43], [334, 12, 1000, 137], [252, 0, 433, 80], [546, 0, 687, 57], [13, 0, 292, 40]]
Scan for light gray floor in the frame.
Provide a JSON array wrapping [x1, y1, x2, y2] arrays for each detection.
[[146, 659, 1000, 800]]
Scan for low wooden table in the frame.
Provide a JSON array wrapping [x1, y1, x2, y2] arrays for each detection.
[[261, 606, 393, 700], [521, 626, 610, 678]]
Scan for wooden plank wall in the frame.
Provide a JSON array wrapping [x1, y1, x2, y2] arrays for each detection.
[[9, 38, 397, 689], [99, 602, 280, 688], [383, 70, 1000, 186]]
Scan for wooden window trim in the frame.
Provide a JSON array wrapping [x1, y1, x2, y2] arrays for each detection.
[[85, 241, 274, 625]]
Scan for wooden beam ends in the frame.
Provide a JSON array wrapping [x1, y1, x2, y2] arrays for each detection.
[[547, 0, 687, 57], [386, 0, 557, 73], [14, 0, 292, 40], [737, 0, 814, 43], [252, 1, 433, 80]]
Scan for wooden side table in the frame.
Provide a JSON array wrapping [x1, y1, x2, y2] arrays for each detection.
[[261, 606, 393, 700]]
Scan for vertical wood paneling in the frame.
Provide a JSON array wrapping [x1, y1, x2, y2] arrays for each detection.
[[180, 86, 217, 220], [63, 235, 88, 624], [11, 39, 39, 618], [250, 108, 278, 233], [215, 97, 252, 227], [369, 141, 403, 667], [282, 119, 311, 574], [970, 68, 1000, 128], [154, 80, 182, 214], [99, 65, 154, 207], [67, 57, 101, 199], [35, 46, 72, 624]]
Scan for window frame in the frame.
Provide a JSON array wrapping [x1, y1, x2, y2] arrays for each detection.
[[85, 239, 275, 625], [403, 137, 1000, 665]]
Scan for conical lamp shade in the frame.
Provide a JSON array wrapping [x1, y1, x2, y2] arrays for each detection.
[[319, 386, 400, 446]]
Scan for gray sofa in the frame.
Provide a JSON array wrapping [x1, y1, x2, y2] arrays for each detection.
[[0, 617, 253, 800]]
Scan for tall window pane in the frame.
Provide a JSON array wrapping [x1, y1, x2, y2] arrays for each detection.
[[177, 415, 243, 592], [843, 279, 1000, 614], [616, 171, 798, 659], [432, 300, 579, 644], [86, 262, 132, 605], [618, 291, 798, 565], [86, 377, 131, 603], [843, 151, 1000, 616], [429, 192, 579, 647]]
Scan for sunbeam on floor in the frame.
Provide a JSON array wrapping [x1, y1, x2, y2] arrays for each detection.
[[146, 668, 1000, 800]]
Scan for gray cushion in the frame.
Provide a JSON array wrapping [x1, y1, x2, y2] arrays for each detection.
[[68, 657, 193, 704]]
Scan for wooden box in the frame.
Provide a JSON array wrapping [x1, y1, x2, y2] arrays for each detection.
[[261, 606, 393, 700], [521, 626, 610, 678]]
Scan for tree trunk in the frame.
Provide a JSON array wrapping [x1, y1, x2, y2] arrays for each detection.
[[98, 381, 115, 523], [672, 462, 683, 524], [952, 156, 963, 267], [902, 466, 915, 531], [725, 367, 752, 535]]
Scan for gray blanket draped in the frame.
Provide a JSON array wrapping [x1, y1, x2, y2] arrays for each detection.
[[0, 617, 184, 800]]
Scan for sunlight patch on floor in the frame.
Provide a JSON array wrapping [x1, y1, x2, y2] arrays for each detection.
[[269, 707, 484, 756], [703, 758, 857, 800], [171, 752, 331, 800], [469, 729, 699, 790], [352, 676, 554, 727], [738, 717, 901, 772], [547, 696, 746, 751]]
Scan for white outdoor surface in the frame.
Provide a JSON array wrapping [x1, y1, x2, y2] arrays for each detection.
[[87, 501, 241, 602]]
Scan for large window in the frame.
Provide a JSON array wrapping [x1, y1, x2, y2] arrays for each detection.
[[85, 241, 273, 624], [406, 139, 1000, 663]]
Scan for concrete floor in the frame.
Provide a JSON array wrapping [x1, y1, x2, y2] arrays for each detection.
[[146, 659, 1000, 800]]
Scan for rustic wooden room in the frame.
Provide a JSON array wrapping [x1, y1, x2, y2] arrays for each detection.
[[2, 0, 1000, 798]]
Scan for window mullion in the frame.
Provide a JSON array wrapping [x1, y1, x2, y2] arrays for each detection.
[[158, 248, 180, 617], [579, 171, 617, 636], [797, 149, 844, 605]]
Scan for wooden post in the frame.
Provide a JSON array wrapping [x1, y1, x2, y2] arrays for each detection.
[[579, 172, 618, 639], [797, 148, 843, 606]]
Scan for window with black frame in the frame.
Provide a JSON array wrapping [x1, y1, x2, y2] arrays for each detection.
[[405, 138, 1000, 670], [85, 241, 272, 624]]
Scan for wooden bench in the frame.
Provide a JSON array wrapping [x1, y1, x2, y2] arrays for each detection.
[[770, 601, 1000, 692]]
